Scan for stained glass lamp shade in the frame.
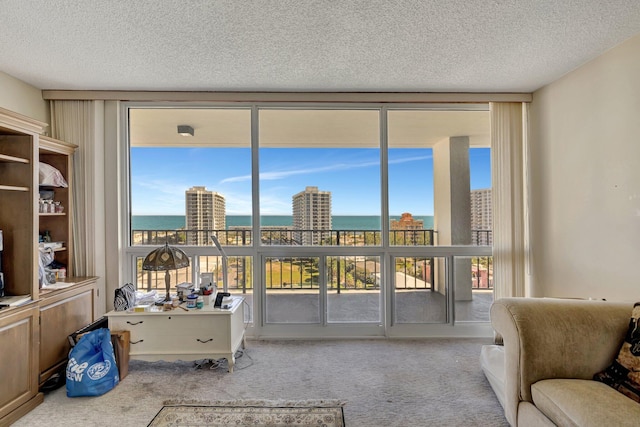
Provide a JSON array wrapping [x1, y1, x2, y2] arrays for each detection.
[[142, 243, 190, 301]]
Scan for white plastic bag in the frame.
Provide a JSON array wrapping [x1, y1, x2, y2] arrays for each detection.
[[38, 247, 55, 286], [39, 162, 68, 187]]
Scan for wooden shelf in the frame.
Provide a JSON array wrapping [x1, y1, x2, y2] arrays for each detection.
[[0, 153, 30, 163], [0, 184, 29, 191], [39, 213, 66, 216]]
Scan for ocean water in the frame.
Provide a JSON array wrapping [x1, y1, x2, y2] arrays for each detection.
[[132, 215, 434, 230]]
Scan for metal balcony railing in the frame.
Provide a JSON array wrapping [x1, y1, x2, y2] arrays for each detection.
[[132, 228, 441, 246], [133, 228, 493, 291]]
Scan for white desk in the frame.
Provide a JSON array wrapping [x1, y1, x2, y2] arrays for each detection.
[[106, 297, 245, 372]]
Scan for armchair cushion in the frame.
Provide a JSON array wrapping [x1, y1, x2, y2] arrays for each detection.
[[532, 379, 640, 427], [594, 302, 640, 403]]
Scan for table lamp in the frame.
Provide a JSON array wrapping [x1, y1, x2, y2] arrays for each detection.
[[142, 242, 190, 301]]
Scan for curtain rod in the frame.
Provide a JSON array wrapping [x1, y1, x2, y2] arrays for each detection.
[[42, 90, 532, 103]]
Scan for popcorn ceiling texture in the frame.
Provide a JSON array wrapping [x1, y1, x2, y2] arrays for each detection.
[[14, 339, 508, 426], [1, 1, 640, 92]]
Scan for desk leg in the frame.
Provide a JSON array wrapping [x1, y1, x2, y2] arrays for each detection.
[[227, 353, 235, 373]]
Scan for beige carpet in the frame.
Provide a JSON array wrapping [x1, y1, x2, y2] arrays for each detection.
[[13, 339, 507, 427], [148, 400, 345, 426]]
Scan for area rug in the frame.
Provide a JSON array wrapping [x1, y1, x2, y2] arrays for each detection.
[[148, 399, 346, 427]]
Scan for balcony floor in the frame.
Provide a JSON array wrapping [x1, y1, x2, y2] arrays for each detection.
[[235, 289, 493, 324]]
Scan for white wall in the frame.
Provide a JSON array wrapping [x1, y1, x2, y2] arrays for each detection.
[[0, 71, 47, 122], [529, 33, 640, 301]]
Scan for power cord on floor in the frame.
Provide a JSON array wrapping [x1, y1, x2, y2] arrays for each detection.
[[242, 298, 252, 330], [193, 348, 253, 371], [230, 348, 254, 371], [193, 297, 253, 372]]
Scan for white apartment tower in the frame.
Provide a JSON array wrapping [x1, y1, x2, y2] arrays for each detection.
[[292, 186, 332, 245], [470, 188, 492, 245], [185, 186, 226, 245]]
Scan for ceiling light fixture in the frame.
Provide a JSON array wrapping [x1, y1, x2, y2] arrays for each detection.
[[177, 125, 194, 136]]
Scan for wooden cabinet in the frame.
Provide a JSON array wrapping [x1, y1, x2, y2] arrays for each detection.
[[0, 108, 45, 426], [0, 107, 98, 423]]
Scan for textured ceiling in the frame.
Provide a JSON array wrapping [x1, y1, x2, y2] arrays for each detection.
[[1, 1, 640, 93]]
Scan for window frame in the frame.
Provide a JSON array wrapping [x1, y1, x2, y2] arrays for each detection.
[[121, 101, 493, 339]]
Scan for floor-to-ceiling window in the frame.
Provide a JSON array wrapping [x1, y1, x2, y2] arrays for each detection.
[[258, 109, 382, 331], [127, 107, 255, 321], [386, 109, 493, 329], [124, 102, 492, 338]]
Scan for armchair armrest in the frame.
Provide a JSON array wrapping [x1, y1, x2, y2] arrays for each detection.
[[491, 297, 631, 426]]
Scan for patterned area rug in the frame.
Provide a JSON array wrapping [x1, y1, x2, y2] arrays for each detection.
[[148, 399, 346, 427]]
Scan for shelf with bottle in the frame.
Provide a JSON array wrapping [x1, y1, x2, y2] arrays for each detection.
[[38, 197, 65, 214]]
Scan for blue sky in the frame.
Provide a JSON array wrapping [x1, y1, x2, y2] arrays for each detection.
[[131, 147, 491, 216]]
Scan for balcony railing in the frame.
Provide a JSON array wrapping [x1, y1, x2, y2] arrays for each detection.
[[133, 228, 444, 246], [133, 228, 493, 291]]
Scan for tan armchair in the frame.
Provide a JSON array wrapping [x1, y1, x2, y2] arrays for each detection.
[[485, 297, 640, 426]]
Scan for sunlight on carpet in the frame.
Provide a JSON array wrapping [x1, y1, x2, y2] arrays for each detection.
[[148, 399, 346, 427]]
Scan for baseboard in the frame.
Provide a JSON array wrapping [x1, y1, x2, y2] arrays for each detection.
[[0, 392, 44, 426]]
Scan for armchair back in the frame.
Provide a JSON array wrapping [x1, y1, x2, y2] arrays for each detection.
[[491, 298, 631, 426]]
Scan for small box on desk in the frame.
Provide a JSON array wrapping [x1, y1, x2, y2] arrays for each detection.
[[110, 330, 130, 381]]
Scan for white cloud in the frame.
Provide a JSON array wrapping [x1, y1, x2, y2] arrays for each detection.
[[220, 154, 431, 184]]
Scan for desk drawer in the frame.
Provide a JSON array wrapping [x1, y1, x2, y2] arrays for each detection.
[[109, 315, 150, 340], [131, 332, 224, 353], [110, 314, 231, 354]]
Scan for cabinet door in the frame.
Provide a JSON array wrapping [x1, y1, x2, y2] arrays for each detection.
[[39, 290, 93, 374], [0, 306, 39, 420]]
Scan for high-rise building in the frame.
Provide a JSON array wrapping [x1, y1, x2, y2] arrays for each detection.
[[390, 212, 425, 244], [292, 186, 332, 245], [470, 188, 492, 245], [185, 186, 226, 245], [390, 212, 424, 230]]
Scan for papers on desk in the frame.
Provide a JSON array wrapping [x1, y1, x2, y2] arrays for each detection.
[[134, 290, 158, 305]]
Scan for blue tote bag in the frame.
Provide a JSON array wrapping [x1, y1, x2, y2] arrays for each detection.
[[66, 328, 120, 397]]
